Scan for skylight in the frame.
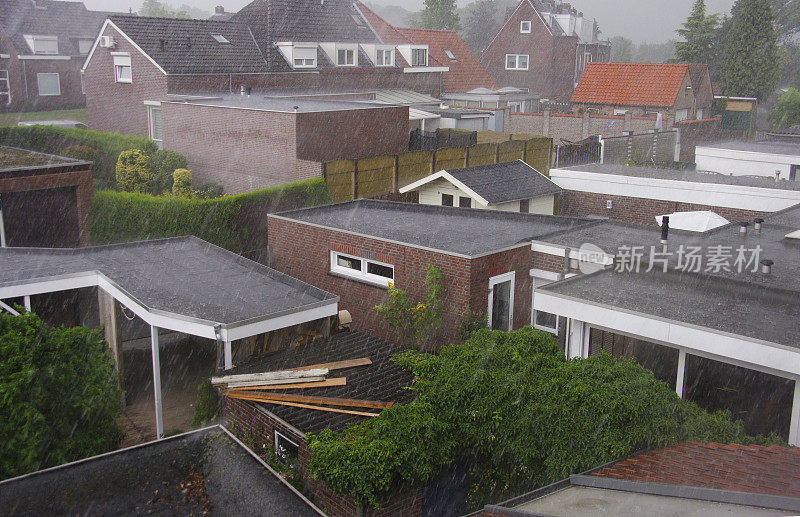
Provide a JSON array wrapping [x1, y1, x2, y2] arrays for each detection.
[[785, 229, 800, 240], [211, 34, 230, 44], [443, 48, 457, 61]]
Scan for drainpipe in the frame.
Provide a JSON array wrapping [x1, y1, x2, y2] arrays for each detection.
[[214, 324, 224, 374], [0, 195, 6, 247], [561, 247, 571, 280]]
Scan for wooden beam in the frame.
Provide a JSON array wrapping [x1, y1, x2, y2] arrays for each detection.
[[228, 377, 346, 391], [232, 391, 393, 410], [275, 357, 371, 373], [211, 368, 328, 386], [227, 376, 325, 388], [226, 392, 380, 418]]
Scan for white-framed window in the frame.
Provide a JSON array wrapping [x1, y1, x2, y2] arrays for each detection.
[[337, 48, 355, 66], [148, 106, 163, 150], [520, 21, 532, 33], [36, 73, 60, 96], [376, 48, 393, 66], [613, 109, 629, 116], [675, 108, 689, 122], [274, 430, 299, 468], [211, 34, 230, 44], [443, 48, 457, 61], [113, 54, 132, 83], [530, 273, 559, 334], [505, 54, 529, 70], [442, 193, 454, 206], [77, 39, 93, 55], [330, 251, 394, 288], [488, 271, 515, 332], [411, 47, 428, 67], [24, 35, 58, 55], [292, 46, 317, 68]]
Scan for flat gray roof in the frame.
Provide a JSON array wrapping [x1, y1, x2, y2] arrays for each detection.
[[0, 236, 337, 326], [563, 163, 800, 192], [273, 199, 594, 257], [163, 94, 398, 113], [698, 140, 800, 157]]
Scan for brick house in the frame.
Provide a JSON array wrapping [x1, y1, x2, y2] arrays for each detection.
[[267, 199, 593, 347], [0, 0, 106, 111], [480, 0, 610, 102], [570, 63, 714, 125]]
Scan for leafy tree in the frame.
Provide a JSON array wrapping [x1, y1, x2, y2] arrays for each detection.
[[308, 327, 781, 509], [462, 0, 499, 55], [171, 168, 193, 197], [149, 149, 187, 194], [772, 0, 800, 41], [138, 0, 189, 18], [674, 0, 720, 64], [420, 0, 460, 31], [610, 36, 635, 62], [718, 0, 779, 99], [116, 149, 156, 194], [768, 87, 800, 127], [0, 311, 122, 479]]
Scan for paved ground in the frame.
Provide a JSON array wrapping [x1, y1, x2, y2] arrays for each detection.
[[117, 334, 216, 447]]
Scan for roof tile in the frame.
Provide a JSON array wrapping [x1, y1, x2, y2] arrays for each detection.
[[571, 62, 691, 107]]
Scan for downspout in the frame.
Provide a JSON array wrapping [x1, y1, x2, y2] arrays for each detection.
[[22, 60, 28, 101]]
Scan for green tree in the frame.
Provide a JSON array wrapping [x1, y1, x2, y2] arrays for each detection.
[[674, 0, 720, 63], [149, 149, 187, 194], [0, 311, 123, 479], [138, 0, 189, 18], [462, 0, 498, 55], [116, 149, 156, 194], [420, 0, 460, 30], [308, 327, 781, 509], [610, 36, 635, 62], [772, 0, 800, 41], [171, 168, 193, 197], [719, 0, 779, 99], [768, 87, 800, 127]]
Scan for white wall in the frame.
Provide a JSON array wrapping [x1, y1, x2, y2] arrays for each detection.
[[695, 146, 800, 179], [416, 178, 554, 214]]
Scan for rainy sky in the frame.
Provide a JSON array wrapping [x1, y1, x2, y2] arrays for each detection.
[[86, 0, 738, 43]]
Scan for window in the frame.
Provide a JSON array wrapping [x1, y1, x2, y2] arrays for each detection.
[[519, 199, 530, 213], [148, 106, 163, 150], [0, 70, 10, 106], [376, 48, 393, 66], [337, 48, 355, 66], [531, 275, 559, 334], [292, 46, 317, 68], [411, 48, 428, 66], [505, 54, 529, 70], [330, 251, 394, 287], [211, 34, 230, 44], [459, 196, 472, 208], [520, 21, 532, 33], [675, 109, 689, 122], [274, 431, 299, 468], [36, 73, 60, 96], [696, 108, 704, 119], [443, 48, 457, 61], [488, 272, 515, 332], [77, 39, 93, 55], [25, 35, 58, 55], [441, 193, 454, 206], [113, 54, 132, 83]]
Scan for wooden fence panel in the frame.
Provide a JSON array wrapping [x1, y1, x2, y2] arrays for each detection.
[[467, 143, 498, 167], [477, 131, 511, 144], [525, 138, 552, 175], [497, 139, 526, 163], [397, 150, 434, 189], [356, 155, 396, 200], [434, 147, 468, 171], [325, 159, 355, 202]]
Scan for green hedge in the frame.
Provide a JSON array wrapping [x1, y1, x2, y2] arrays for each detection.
[[0, 125, 157, 188], [89, 178, 329, 255]]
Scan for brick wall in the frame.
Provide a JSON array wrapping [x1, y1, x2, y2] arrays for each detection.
[[557, 190, 769, 226], [470, 246, 534, 330], [506, 112, 658, 141], [84, 24, 169, 136], [222, 396, 423, 517]]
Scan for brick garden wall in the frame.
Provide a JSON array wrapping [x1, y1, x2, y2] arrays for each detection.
[[506, 112, 658, 141]]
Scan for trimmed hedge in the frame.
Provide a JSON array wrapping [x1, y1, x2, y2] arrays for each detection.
[[89, 177, 329, 256], [0, 125, 157, 188]]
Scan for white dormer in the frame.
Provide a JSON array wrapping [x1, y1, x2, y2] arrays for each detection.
[[23, 34, 58, 55], [397, 44, 428, 67], [320, 43, 359, 67], [276, 42, 318, 69], [360, 44, 394, 67]]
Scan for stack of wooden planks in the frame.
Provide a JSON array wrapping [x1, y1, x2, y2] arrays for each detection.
[[212, 357, 392, 417]]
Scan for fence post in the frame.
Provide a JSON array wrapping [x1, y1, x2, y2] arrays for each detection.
[[543, 110, 551, 136], [353, 159, 359, 200], [393, 154, 399, 193], [432, 149, 437, 172], [465, 145, 471, 167], [494, 143, 500, 164]]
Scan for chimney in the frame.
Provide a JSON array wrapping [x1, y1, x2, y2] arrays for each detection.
[[760, 259, 773, 275], [739, 221, 749, 235], [660, 216, 669, 244], [753, 218, 764, 232], [215, 5, 224, 14]]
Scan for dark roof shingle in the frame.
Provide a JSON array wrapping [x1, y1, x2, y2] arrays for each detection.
[[446, 160, 562, 204]]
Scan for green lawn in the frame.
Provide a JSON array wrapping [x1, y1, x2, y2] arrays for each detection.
[[0, 108, 87, 127]]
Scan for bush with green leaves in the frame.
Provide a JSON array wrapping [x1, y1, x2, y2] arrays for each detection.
[[190, 379, 219, 428], [195, 182, 224, 199], [769, 87, 800, 129], [457, 310, 488, 341], [150, 149, 188, 194], [172, 168, 193, 197], [60, 144, 100, 165], [307, 327, 782, 509], [0, 311, 123, 479], [116, 149, 156, 194]]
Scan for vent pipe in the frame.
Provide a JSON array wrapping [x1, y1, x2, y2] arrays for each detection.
[[739, 221, 749, 235], [562, 247, 571, 280], [660, 216, 669, 244], [760, 259, 774, 275], [754, 218, 764, 232], [239, 84, 246, 95], [246, 87, 252, 97]]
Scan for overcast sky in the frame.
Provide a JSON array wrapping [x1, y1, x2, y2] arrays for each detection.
[[84, 0, 738, 43]]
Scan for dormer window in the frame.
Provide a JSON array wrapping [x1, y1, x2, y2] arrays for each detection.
[[281, 43, 317, 69], [77, 39, 93, 55], [520, 21, 532, 33], [24, 35, 58, 55], [411, 48, 427, 67], [376, 48, 393, 66], [443, 48, 457, 61], [337, 48, 355, 66], [211, 34, 230, 44]]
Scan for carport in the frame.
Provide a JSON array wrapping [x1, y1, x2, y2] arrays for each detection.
[[0, 236, 338, 439]]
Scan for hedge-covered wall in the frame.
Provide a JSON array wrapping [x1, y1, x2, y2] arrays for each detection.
[[0, 125, 157, 188], [90, 178, 329, 260]]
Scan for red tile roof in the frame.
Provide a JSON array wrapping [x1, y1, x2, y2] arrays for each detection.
[[571, 62, 691, 107], [593, 442, 800, 498], [396, 28, 497, 93], [355, 2, 409, 45]]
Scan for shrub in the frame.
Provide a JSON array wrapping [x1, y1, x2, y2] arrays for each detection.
[[60, 144, 100, 165], [0, 125, 156, 188], [190, 379, 219, 428], [149, 149, 187, 194], [172, 168, 193, 197], [116, 149, 155, 193], [0, 311, 123, 479], [195, 182, 224, 199], [308, 327, 783, 509], [457, 310, 488, 341]]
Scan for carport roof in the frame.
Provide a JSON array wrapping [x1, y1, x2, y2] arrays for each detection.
[[0, 236, 338, 338]]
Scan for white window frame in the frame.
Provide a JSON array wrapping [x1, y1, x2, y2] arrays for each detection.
[[112, 53, 132, 83], [337, 47, 356, 67], [488, 271, 515, 332], [25, 35, 58, 55], [411, 47, 428, 67], [505, 54, 529, 71], [520, 21, 532, 33], [675, 108, 689, 122], [211, 34, 230, 44], [274, 430, 299, 466], [330, 251, 394, 288], [375, 48, 394, 67], [148, 105, 163, 150], [36, 73, 60, 96], [443, 48, 457, 61], [292, 45, 317, 69]]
